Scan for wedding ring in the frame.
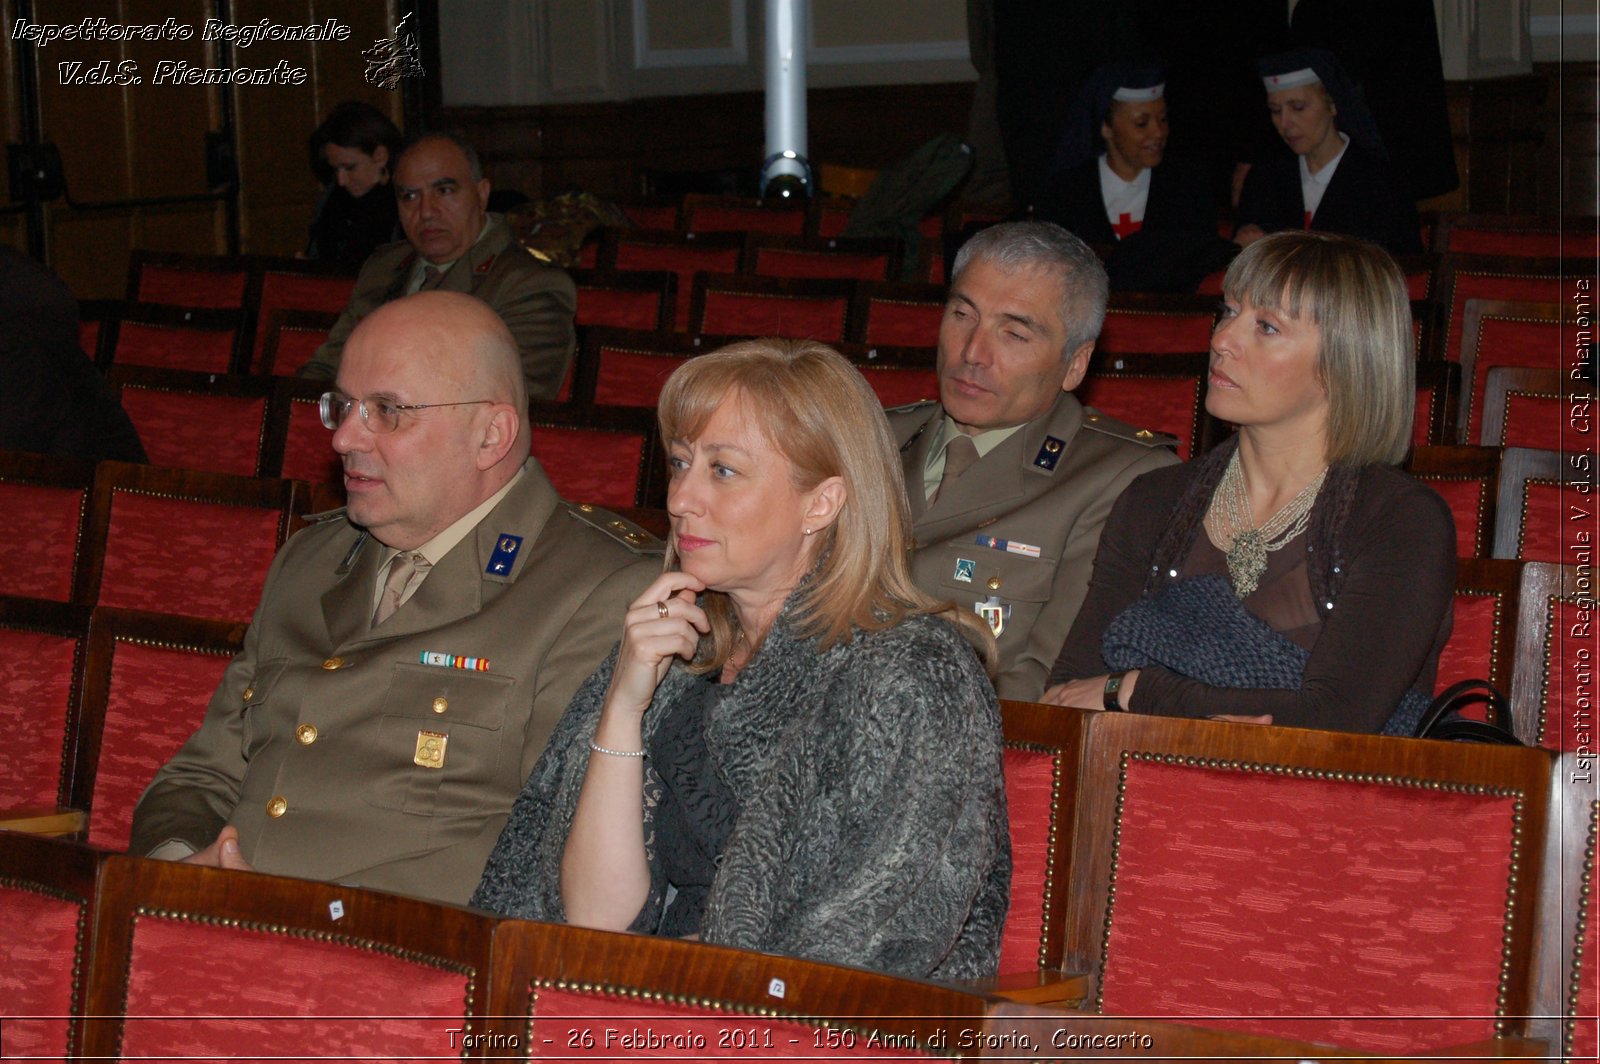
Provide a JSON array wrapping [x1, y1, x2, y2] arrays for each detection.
[[656, 601, 669, 619]]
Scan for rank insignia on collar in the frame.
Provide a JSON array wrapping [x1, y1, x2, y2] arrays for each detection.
[[953, 558, 975, 583], [975, 594, 1011, 637], [486, 533, 523, 576], [1033, 435, 1067, 471]]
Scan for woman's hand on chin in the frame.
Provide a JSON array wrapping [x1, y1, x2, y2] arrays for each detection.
[[604, 570, 709, 718]]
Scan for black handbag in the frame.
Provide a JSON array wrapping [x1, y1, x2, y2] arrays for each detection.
[[1413, 679, 1524, 745]]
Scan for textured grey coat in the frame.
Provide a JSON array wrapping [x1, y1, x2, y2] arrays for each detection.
[[472, 608, 1011, 980]]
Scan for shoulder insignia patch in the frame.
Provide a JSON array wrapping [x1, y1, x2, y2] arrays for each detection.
[[563, 503, 665, 555], [1080, 408, 1180, 448]]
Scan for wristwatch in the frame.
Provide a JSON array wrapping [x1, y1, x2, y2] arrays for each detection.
[[1103, 671, 1128, 712]]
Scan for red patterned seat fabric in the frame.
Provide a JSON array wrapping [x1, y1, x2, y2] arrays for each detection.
[[136, 266, 247, 308], [1435, 591, 1504, 700], [528, 986, 936, 1058], [80, 320, 100, 355], [264, 325, 331, 377], [86, 640, 232, 850], [1465, 318, 1567, 442], [112, 322, 236, 374], [1412, 387, 1439, 447], [252, 274, 356, 370], [594, 349, 690, 408], [576, 286, 665, 331], [754, 249, 890, 281], [0, 883, 84, 1059], [0, 629, 79, 808], [697, 291, 849, 342], [1077, 375, 1200, 459], [1535, 598, 1587, 753], [1443, 273, 1563, 364], [1098, 311, 1212, 354], [685, 206, 805, 235], [1497, 393, 1564, 450], [280, 399, 343, 491], [614, 244, 742, 330], [862, 301, 943, 347], [852, 365, 939, 408], [120, 390, 266, 477], [100, 492, 283, 621], [1516, 481, 1564, 564], [530, 427, 645, 509], [1420, 477, 1488, 558], [0, 483, 84, 601], [1099, 758, 1518, 1053], [999, 746, 1058, 974], [815, 205, 851, 238], [119, 916, 473, 1060]]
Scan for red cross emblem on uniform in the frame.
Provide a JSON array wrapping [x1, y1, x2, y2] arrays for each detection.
[[1112, 213, 1143, 239]]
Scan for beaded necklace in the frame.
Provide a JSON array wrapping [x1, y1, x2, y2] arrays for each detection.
[[1204, 448, 1328, 597]]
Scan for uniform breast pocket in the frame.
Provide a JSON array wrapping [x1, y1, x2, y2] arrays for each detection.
[[931, 544, 1058, 640], [239, 660, 291, 761], [364, 663, 514, 819]]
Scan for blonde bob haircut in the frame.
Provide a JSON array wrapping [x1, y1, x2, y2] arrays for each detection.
[[1222, 231, 1414, 466], [657, 338, 997, 675]]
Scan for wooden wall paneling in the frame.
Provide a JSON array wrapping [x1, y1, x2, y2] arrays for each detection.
[[1548, 61, 1599, 218]]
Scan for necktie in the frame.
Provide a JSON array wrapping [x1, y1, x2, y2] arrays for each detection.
[[418, 265, 446, 291], [932, 434, 980, 505], [374, 551, 431, 626]]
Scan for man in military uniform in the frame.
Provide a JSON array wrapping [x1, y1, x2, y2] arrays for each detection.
[[889, 221, 1179, 701], [131, 291, 659, 905], [298, 132, 576, 400]]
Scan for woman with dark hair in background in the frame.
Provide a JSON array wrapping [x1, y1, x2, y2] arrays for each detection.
[[305, 102, 403, 269], [1233, 49, 1422, 256], [1036, 62, 1230, 291], [1043, 232, 1453, 734]]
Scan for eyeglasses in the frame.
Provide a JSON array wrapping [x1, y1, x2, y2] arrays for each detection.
[[319, 390, 494, 434]]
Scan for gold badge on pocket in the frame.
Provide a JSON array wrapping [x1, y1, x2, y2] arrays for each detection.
[[413, 729, 448, 769]]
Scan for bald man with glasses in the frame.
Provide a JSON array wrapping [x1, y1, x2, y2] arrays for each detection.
[[131, 291, 660, 905]]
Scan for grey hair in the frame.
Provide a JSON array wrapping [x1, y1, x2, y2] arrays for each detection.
[[399, 130, 484, 183], [951, 221, 1109, 355]]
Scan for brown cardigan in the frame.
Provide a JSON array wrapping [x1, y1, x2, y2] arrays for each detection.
[[1049, 441, 1456, 733]]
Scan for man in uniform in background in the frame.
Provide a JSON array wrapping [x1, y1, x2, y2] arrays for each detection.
[[298, 132, 576, 400], [132, 290, 658, 905], [889, 221, 1179, 700]]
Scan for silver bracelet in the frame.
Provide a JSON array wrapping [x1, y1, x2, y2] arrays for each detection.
[[587, 738, 646, 758]]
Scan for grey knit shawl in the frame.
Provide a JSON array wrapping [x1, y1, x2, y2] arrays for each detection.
[[471, 606, 1012, 981]]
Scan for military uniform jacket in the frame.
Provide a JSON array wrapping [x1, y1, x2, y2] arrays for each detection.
[[129, 461, 660, 905], [889, 392, 1179, 702], [299, 213, 578, 399]]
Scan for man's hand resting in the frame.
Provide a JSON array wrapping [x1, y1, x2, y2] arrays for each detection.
[[181, 825, 256, 872]]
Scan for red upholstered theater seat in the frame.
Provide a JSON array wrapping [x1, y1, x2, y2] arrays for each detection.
[[848, 280, 948, 347], [77, 462, 307, 622], [107, 368, 274, 478], [1434, 213, 1600, 259], [0, 450, 94, 602], [1510, 563, 1590, 751], [243, 257, 358, 373], [1098, 294, 1217, 354], [689, 273, 854, 342], [809, 194, 856, 238], [1406, 445, 1501, 558], [0, 597, 91, 817], [0, 832, 105, 1061], [600, 230, 745, 330], [102, 303, 245, 375], [614, 198, 680, 230], [1458, 299, 1582, 445], [1491, 447, 1570, 565], [1480, 367, 1587, 451], [1435, 254, 1593, 365], [570, 268, 676, 332], [744, 234, 900, 281], [126, 250, 249, 309], [681, 193, 808, 235], [837, 342, 941, 408], [255, 308, 339, 377], [1435, 558, 1522, 729], [1527, 754, 1600, 1056], [82, 857, 492, 1062], [73, 608, 244, 851], [1064, 711, 1551, 1055], [486, 918, 990, 1058], [261, 379, 342, 498], [527, 401, 661, 509], [1076, 353, 1213, 460], [574, 327, 725, 409]]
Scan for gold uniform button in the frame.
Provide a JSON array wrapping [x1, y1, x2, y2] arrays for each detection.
[[321, 657, 343, 670], [432, 697, 448, 714], [241, 687, 254, 702], [295, 723, 318, 745], [987, 576, 1002, 590], [266, 796, 288, 818]]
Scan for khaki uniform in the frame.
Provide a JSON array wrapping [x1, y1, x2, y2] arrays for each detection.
[[129, 461, 660, 905], [298, 214, 577, 400], [889, 392, 1179, 702]]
